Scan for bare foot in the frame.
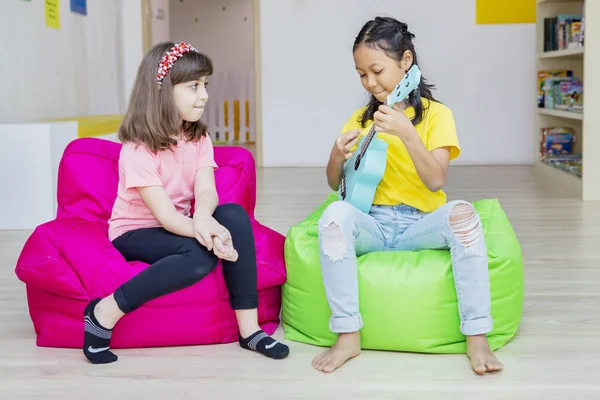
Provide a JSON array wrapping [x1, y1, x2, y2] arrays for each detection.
[[312, 332, 361, 373], [466, 335, 504, 374]]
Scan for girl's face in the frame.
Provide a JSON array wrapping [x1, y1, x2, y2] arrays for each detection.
[[173, 76, 209, 122], [353, 44, 413, 104]]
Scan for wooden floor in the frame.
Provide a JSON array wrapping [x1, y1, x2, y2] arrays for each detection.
[[1, 166, 599, 399]]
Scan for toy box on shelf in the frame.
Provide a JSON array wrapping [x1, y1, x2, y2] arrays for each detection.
[[539, 126, 581, 178]]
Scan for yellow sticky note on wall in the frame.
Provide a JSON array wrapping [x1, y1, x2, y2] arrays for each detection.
[[476, 0, 536, 25], [45, 0, 60, 29]]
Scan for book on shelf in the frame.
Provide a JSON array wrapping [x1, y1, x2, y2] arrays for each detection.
[[537, 70, 583, 113], [543, 9, 584, 52]]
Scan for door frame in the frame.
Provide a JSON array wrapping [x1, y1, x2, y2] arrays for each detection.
[[141, 0, 153, 54], [140, 0, 264, 167], [253, 0, 263, 167]]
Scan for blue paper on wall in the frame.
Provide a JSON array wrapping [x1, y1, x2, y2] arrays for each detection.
[[70, 0, 87, 15]]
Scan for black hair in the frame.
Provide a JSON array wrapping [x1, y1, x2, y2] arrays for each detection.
[[353, 16, 437, 127]]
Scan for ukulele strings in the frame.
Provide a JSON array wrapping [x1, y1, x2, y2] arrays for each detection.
[[340, 123, 378, 195]]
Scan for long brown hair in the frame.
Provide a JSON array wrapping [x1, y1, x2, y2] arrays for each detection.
[[118, 42, 214, 152]]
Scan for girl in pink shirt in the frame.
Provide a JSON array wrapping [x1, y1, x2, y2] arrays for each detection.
[[83, 42, 289, 364]]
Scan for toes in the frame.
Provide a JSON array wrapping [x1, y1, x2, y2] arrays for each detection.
[[322, 363, 336, 373], [312, 356, 323, 370], [473, 364, 487, 374], [486, 360, 504, 372], [313, 354, 323, 367], [314, 355, 327, 371], [318, 357, 330, 370], [470, 358, 487, 374]]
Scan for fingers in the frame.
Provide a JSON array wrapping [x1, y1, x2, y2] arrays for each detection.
[[213, 225, 232, 244], [378, 104, 392, 114], [344, 128, 361, 139], [214, 236, 229, 252], [212, 237, 238, 261], [374, 110, 388, 122], [198, 232, 213, 251], [332, 129, 361, 163], [339, 129, 360, 145], [339, 130, 360, 154], [344, 137, 359, 151], [374, 108, 391, 133]]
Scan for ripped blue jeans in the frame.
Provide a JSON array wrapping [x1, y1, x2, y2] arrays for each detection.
[[318, 200, 492, 336]]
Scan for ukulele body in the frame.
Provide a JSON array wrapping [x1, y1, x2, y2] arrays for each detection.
[[338, 135, 388, 214]]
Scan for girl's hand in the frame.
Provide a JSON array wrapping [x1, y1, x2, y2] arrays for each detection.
[[373, 105, 416, 140], [212, 236, 238, 262], [193, 214, 231, 251], [331, 129, 361, 164]]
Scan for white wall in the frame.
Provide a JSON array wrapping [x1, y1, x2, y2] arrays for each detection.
[[259, 0, 536, 166], [0, 0, 143, 123], [150, 0, 171, 45], [170, 0, 255, 141], [0, 122, 78, 229]]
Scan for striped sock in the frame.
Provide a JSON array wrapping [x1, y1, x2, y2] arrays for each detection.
[[238, 330, 289, 360], [83, 299, 118, 364]]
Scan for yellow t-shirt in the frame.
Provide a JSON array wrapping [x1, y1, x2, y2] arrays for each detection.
[[340, 99, 460, 213]]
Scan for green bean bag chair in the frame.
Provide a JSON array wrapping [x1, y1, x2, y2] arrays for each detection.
[[282, 193, 523, 353]]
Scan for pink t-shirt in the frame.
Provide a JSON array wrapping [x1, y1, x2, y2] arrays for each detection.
[[108, 135, 218, 241]]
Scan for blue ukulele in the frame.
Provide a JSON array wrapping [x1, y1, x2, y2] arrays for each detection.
[[338, 65, 422, 213]]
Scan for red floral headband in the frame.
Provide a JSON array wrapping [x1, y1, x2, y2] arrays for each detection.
[[157, 42, 198, 83]]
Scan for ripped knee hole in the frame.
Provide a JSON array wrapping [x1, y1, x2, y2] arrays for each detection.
[[449, 204, 481, 248], [320, 220, 347, 262]]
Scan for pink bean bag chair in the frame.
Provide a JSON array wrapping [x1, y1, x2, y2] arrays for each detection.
[[15, 137, 286, 349]]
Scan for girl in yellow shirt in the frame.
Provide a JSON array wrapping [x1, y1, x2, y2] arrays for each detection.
[[313, 16, 503, 375]]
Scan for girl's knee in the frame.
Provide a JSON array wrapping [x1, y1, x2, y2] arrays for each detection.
[[213, 203, 250, 226], [180, 243, 219, 281], [319, 201, 354, 228], [319, 201, 354, 262], [447, 201, 482, 248]]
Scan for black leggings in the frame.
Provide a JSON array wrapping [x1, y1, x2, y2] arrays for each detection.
[[111, 203, 258, 313]]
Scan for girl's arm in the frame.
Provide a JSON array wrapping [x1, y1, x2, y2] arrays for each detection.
[[192, 166, 231, 250], [326, 155, 345, 191], [327, 129, 360, 191], [137, 186, 195, 237], [399, 135, 449, 192], [374, 105, 449, 192], [193, 166, 219, 218]]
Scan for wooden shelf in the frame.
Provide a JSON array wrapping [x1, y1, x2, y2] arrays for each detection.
[[535, 0, 600, 200], [538, 47, 584, 59], [534, 161, 582, 197], [537, 108, 583, 120]]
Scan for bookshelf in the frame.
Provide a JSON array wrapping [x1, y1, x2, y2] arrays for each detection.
[[535, 0, 600, 200]]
